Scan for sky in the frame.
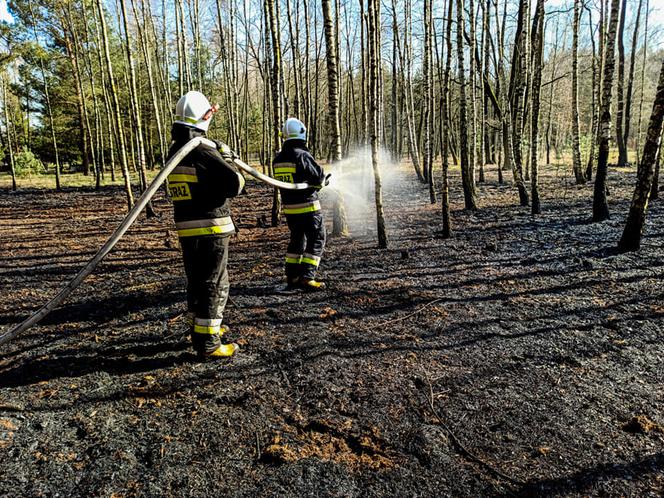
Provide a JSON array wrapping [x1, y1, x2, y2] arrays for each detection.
[[0, 0, 663, 31], [1, 0, 12, 23]]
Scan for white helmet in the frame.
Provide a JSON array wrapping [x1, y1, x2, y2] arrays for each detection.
[[175, 91, 218, 132], [282, 117, 306, 141]]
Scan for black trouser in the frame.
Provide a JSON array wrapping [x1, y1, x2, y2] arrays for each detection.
[[180, 235, 230, 354], [285, 211, 326, 280]]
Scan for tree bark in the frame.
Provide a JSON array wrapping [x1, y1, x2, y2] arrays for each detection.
[[2, 76, 17, 191], [440, 0, 454, 237], [618, 57, 664, 251], [572, 0, 586, 184], [615, 0, 628, 167], [623, 0, 644, 166], [457, 0, 478, 210], [367, 0, 388, 248], [96, 0, 134, 209], [593, 0, 621, 222], [322, 0, 349, 236], [530, 0, 544, 214]]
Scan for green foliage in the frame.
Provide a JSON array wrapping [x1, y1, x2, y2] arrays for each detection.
[[14, 148, 45, 177]]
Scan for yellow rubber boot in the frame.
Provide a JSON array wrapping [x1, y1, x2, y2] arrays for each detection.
[[203, 343, 239, 359], [300, 278, 326, 291]]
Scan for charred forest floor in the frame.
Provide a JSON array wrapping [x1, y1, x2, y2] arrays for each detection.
[[0, 163, 663, 498]]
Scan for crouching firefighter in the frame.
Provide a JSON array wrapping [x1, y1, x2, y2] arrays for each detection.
[[166, 91, 245, 360], [273, 117, 328, 291]]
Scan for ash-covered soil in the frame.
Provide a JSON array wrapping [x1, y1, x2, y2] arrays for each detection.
[[0, 163, 662, 497]]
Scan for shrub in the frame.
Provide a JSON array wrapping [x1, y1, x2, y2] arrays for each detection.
[[14, 149, 45, 177]]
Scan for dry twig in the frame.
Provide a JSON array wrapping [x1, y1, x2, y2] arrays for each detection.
[[423, 372, 524, 487]]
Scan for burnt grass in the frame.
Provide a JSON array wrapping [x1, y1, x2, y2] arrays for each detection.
[[0, 163, 663, 498]]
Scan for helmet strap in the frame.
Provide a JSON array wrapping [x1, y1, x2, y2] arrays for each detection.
[[202, 104, 219, 121]]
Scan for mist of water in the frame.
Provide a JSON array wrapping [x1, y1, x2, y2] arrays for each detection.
[[320, 146, 401, 236]]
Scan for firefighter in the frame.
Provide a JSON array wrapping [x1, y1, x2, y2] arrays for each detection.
[[273, 117, 328, 291], [166, 90, 245, 360]]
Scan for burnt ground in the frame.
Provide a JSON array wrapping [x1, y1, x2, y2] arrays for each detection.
[[0, 163, 662, 497]]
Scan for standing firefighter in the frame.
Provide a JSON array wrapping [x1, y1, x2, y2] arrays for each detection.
[[273, 117, 328, 291], [167, 91, 245, 360]]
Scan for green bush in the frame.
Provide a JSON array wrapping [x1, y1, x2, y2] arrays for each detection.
[[14, 149, 45, 177]]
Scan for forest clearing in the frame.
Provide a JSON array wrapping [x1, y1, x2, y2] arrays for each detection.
[[1, 162, 663, 496], [2, 0, 664, 495]]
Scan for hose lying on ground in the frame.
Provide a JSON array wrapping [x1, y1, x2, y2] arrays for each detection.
[[0, 137, 310, 347]]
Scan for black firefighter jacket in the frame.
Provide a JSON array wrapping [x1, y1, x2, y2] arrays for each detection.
[[273, 140, 326, 215], [166, 123, 244, 238]]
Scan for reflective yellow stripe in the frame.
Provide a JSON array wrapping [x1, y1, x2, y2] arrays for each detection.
[[193, 325, 221, 335], [168, 174, 198, 183], [283, 201, 321, 215], [177, 225, 235, 237], [285, 257, 301, 264], [176, 115, 199, 125], [274, 167, 296, 174], [301, 257, 320, 267]]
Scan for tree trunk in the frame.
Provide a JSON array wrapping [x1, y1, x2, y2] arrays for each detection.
[[440, 0, 453, 238], [593, 0, 621, 222], [509, 0, 529, 206], [120, 0, 155, 217], [618, 57, 664, 252], [650, 130, 661, 200], [27, 0, 61, 190], [615, 0, 628, 167], [586, 6, 600, 180], [635, 0, 650, 167], [572, 0, 586, 184], [457, 0, 478, 210], [367, 0, 388, 248], [424, 0, 436, 203], [96, 0, 134, 209], [266, 0, 284, 227], [530, 0, 544, 214], [322, 0, 349, 236], [2, 77, 17, 191], [623, 0, 644, 166]]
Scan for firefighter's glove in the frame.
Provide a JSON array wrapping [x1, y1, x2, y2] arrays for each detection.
[[213, 140, 236, 162], [313, 174, 332, 191]]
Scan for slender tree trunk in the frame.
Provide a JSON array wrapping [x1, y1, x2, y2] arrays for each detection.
[[285, 0, 302, 117], [403, 0, 423, 180], [509, 0, 529, 206], [61, 12, 91, 178], [96, 0, 134, 209], [322, 0, 349, 236], [266, 0, 284, 227], [424, 0, 436, 203], [572, 0, 586, 184], [618, 57, 664, 251], [616, 0, 628, 167], [636, 0, 649, 167], [586, 5, 600, 180], [367, 0, 388, 248], [457, 0, 478, 210], [623, 0, 644, 165], [27, 0, 61, 190], [322, 0, 342, 162], [593, 0, 621, 222], [530, 0, 544, 214], [440, 0, 453, 238], [134, 0, 166, 168], [650, 129, 661, 200], [469, 0, 478, 185], [2, 77, 17, 191], [120, 0, 155, 216]]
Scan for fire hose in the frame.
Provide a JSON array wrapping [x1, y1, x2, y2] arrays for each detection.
[[0, 137, 311, 346]]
